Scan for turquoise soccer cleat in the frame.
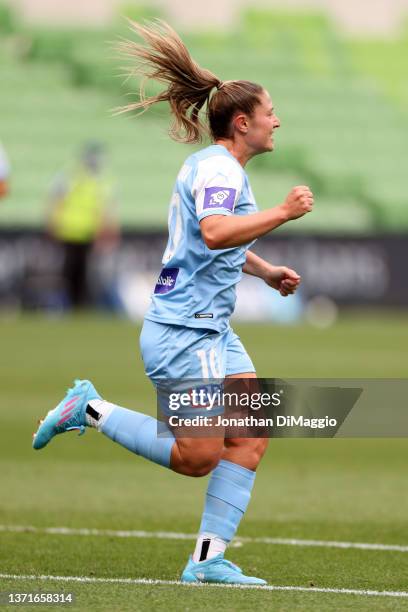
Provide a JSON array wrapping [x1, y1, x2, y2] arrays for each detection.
[[181, 554, 267, 585], [32, 379, 101, 450]]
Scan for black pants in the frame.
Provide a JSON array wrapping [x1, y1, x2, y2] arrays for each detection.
[[62, 241, 92, 308]]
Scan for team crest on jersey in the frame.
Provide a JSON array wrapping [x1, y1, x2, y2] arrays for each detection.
[[154, 267, 179, 294], [203, 186, 236, 211]]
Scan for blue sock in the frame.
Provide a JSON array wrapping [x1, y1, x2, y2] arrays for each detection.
[[199, 459, 256, 542], [100, 406, 175, 468]]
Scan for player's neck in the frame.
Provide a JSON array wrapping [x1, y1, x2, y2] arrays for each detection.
[[214, 139, 254, 168]]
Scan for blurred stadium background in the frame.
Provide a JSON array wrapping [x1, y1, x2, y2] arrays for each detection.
[[0, 0, 407, 320]]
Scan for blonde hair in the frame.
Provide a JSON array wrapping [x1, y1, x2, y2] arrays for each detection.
[[117, 19, 264, 144]]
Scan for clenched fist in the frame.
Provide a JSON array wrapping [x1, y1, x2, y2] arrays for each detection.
[[264, 265, 301, 297], [281, 185, 314, 220]]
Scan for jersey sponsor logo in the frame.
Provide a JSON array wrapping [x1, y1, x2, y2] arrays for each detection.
[[203, 186, 236, 211], [194, 313, 213, 319], [154, 267, 179, 294]]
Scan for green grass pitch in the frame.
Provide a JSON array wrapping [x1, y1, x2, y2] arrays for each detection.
[[0, 313, 407, 610]]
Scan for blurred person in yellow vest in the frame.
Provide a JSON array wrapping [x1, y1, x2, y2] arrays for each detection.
[[47, 141, 119, 309], [0, 142, 10, 199]]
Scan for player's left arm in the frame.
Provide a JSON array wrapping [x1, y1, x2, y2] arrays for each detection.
[[243, 250, 301, 297]]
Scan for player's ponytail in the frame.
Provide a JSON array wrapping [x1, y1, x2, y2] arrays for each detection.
[[117, 19, 264, 144], [116, 20, 220, 143]]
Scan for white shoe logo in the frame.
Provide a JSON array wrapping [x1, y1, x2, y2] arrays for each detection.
[[196, 572, 205, 581], [209, 190, 230, 206]]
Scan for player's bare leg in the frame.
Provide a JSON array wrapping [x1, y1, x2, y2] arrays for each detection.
[[170, 436, 224, 477], [222, 437, 269, 470], [222, 372, 269, 470]]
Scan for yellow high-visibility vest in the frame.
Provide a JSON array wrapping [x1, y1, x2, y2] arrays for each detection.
[[51, 171, 112, 243]]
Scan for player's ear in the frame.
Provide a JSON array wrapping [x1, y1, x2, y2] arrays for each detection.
[[233, 113, 248, 134]]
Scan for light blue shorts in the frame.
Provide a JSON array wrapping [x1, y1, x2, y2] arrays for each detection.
[[140, 320, 255, 419], [140, 319, 255, 386]]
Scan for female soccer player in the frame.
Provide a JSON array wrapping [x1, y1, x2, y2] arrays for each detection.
[[33, 21, 313, 585]]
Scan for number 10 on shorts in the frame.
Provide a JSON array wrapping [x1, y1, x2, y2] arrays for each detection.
[[196, 349, 221, 378]]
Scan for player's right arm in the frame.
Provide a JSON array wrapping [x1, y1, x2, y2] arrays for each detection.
[[200, 185, 313, 249]]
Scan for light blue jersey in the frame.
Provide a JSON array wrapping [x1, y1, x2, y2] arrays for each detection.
[[145, 144, 258, 333]]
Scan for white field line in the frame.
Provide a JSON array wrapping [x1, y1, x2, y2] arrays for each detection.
[[1, 524, 408, 553], [0, 573, 407, 599]]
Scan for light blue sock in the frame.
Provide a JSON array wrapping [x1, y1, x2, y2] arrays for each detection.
[[199, 459, 256, 542], [100, 406, 175, 468]]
